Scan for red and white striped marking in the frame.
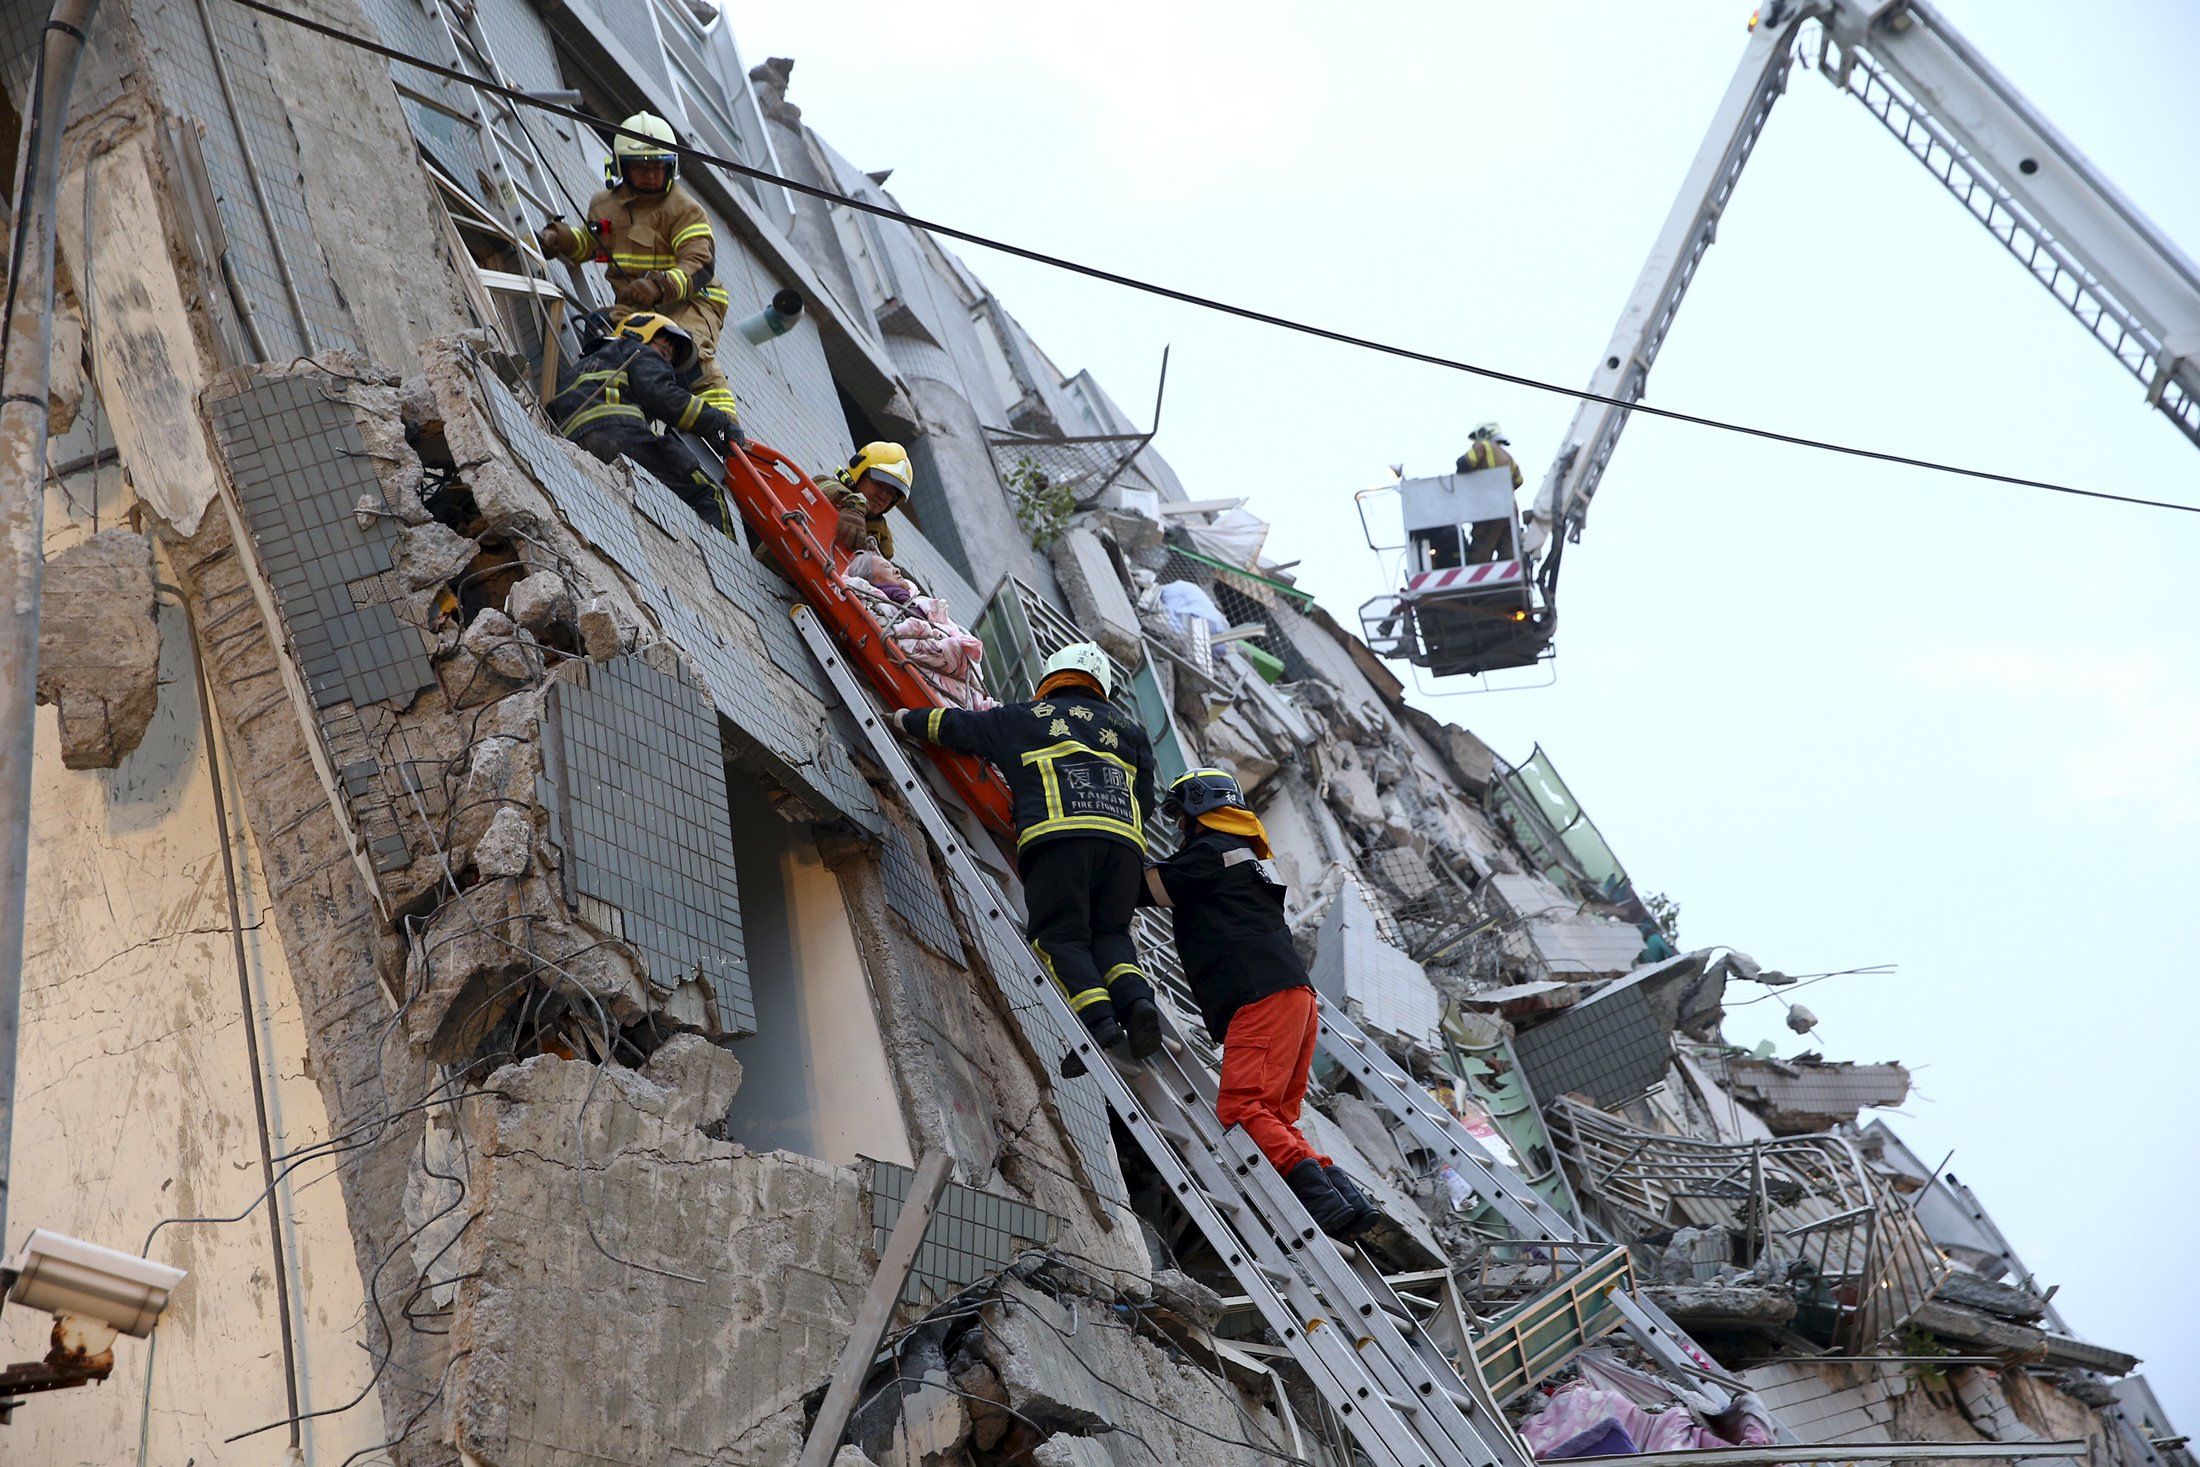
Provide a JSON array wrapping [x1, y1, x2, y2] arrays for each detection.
[[1405, 560, 1523, 594]]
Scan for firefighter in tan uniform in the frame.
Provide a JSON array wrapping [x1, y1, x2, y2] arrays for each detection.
[[537, 113, 740, 422], [1456, 421, 1526, 563], [823, 441, 915, 558]]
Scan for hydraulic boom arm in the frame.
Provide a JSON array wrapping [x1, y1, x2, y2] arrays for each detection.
[[1526, 0, 2200, 570]]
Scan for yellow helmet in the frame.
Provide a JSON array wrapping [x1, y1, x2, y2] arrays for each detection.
[[607, 112, 678, 188], [846, 441, 913, 507], [612, 311, 697, 373]]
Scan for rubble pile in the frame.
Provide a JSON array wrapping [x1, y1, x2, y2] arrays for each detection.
[[5, 7, 2182, 1467]]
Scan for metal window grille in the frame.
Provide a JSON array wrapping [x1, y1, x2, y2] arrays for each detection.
[[1547, 1097, 1949, 1351], [1138, 544, 1318, 686]]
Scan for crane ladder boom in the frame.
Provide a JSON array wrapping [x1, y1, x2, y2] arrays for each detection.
[[1530, 0, 2200, 566]]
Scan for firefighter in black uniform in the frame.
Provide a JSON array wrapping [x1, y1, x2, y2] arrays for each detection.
[[1138, 767, 1382, 1240], [547, 312, 742, 532], [896, 643, 1164, 1060]]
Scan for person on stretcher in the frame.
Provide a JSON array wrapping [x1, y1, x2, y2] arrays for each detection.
[[841, 550, 996, 711]]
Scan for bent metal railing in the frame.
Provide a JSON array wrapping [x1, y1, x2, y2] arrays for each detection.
[[1546, 1097, 1947, 1350]]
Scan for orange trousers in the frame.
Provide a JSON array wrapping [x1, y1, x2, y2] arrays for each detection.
[[1216, 986, 1332, 1174]]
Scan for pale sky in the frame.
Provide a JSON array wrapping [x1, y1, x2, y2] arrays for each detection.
[[729, 0, 2199, 1419]]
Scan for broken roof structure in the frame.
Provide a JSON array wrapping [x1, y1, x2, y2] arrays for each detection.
[[0, 2, 2181, 1465]]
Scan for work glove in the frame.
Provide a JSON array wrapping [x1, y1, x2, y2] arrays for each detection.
[[698, 413, 744, 456], [536, 220, 581, 258], [834, 500, 872, 554], [614, 271, 677, 309]]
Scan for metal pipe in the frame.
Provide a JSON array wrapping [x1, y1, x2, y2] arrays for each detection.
[[181, 591, 302, 1447], [0, 0, 103, 1258], [189, 0, 317, 354]]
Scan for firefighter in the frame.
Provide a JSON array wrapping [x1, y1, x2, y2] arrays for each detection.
[[547, 312, 740, 531], [894, 643, 1163, 1060], [536, 112, 740, 420], [823, 441, 915, 559], [1138, 768, 1381, 1241], [1457, 421, 1525, 563]]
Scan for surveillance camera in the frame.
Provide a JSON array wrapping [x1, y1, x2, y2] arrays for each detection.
[[5, 1230, 185, 1339]]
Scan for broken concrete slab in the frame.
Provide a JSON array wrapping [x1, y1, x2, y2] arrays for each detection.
[[979, 1282, 1285, 1467], [36, 528, 159, 769], [1049, 525, 1143, 666], [1726, 1056, 1911, 1135], [640, 1032, 744, 1133], [505, 567, 574, 632], [395, 519, 479, 590], [452, 1055, 871, 1466], [1641, 1283, 1798, 1331]]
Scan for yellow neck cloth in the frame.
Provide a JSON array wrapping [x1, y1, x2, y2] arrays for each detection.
[[1197, 807, 1271, 859]]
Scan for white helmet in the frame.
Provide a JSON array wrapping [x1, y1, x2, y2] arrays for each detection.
[[1039, 642, 1111, 698], [1470, 421, 1508, 445]]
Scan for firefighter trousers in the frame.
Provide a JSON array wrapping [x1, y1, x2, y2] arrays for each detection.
[[1216, 986, 1332, 1175], [1020, 837, 1154, 1037], [573, 423, 730, 533]]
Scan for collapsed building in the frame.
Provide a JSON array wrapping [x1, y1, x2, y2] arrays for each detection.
[[0, 2, 2187, 1464]]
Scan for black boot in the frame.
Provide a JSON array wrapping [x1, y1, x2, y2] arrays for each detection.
[[1285, 1159, 1362, 1240], [1120, 997, 1163, 1061], [1086, 1011, 1125, 1051], [1323, 1165, 1382, 1237]]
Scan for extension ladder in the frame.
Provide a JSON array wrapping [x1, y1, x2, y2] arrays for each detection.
[[418, 0, 595, 305], [794, 605, 1538, 1467]]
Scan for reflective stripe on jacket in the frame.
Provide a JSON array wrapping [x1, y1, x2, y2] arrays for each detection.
[[1455, 439, 1525, 489], [900, 687, 1157, 856], [546, 336, 731, 441]]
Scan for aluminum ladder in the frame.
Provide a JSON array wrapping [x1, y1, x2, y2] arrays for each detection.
[[417, 0, 594, 305], [794, 606, 1537, 1467]]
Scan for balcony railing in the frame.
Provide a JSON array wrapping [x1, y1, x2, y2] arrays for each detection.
[[1547, 1097, 1948, 1350]]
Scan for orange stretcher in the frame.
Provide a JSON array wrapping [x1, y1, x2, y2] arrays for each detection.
[[722, 438, 1016, 838]]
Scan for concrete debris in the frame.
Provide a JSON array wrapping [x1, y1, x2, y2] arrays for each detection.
[[1145, 1267, 1225, 1333], [449, 606, 542, 697], [36, 528, 160, 769], [979, 1283, 1285, 1467], [1642, 1283, 1799, 1331], [640, 1032, 744, 1131], [577, 594, 623, 660], [403, 873, 649, 1059], [396, 518, 479, 590], [504, 567, 574, 632], [1050, 525, 1144, 665], [22, 12, 2177, 1465], [451, 1056, 870, 1466], [469, 804, 533, 878], [1932, 1268, 2050, 1322], [1726, 1055, 1911, 1134], [446, 733, 539, 861]]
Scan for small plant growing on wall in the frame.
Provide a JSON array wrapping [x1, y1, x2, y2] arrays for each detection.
[[1006, 455, 1076, 550]]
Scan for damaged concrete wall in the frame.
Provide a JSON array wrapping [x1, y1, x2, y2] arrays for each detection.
[[5, 537, 386, 1464], [451, 1045, 872, 1466]]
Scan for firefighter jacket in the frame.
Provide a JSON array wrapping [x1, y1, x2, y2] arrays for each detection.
[[1455, 439, 1524, 489], [553, 182, 731, 323], [819, 472, 896, 559], [899, 687, 1156, 858], [547, 335, 735, 441], [1136, 827, 1311, 1044]]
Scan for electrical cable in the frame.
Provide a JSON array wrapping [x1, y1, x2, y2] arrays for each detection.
[[224, 0, 2200, 518]]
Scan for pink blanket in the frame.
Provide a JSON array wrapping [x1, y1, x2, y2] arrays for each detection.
[[843, 576, 996, 711]]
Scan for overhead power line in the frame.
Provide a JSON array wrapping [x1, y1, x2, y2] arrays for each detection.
[[228, 0, 2200, 518]]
